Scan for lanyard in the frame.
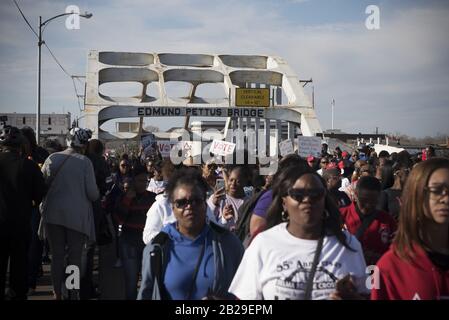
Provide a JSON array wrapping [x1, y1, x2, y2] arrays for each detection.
[[304, 234, 325, 300]]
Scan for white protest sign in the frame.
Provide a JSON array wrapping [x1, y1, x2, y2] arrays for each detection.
[[326, 139, 354, 155], [297, 136, 322, 158], [156, 140, 178, 158], [178, 141, 194, 158], [279, 139, 294, 157], [209, 139, 236, 156]]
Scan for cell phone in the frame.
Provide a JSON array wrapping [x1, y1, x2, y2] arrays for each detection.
[[215, 178, 225, 190]]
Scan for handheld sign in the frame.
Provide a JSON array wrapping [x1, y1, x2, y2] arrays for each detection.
[[141, 133, 156, 150], [156, 140, 178, 158], [209, 140, 236, 157], [141, 133, 158, 160], [179, 141, 194, 158], [297, 136, 322, 158], [279, 139, 294, 157]]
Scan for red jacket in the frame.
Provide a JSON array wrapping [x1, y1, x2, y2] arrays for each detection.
[[340, 203, 397, 265], [114, 191, 156, 232], [371, 245, 449, 300]]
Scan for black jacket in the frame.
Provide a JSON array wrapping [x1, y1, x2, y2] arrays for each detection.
[[0, 151, 46, 232], [86, 153, 110, 196]]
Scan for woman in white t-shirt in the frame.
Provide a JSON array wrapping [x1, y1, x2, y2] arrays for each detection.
[[207, 166, 250, 231], [146, 160, 167, 195], [229, 166, 369, 300]]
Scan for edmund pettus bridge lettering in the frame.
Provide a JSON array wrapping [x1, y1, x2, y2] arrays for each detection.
[[137, 107, 265, 118]]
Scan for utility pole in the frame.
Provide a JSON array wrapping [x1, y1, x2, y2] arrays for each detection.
[[35, 12, 92, 144], [36, 16, 42, 144], [331, 99, 335, 130], [312, 85, 315, 109]]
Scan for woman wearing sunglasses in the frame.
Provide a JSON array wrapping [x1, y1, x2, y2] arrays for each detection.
[[372, 158, 449, 300], [138, 168, 244, 300], [229, 166, 369, 300], [113, 158, 132, 190]]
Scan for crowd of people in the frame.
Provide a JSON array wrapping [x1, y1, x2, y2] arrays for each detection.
[[1, 125, 448, 300]]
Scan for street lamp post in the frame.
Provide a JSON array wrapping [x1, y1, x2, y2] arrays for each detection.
[[75, 113, 88, 128], [36, 11, 92, 144]]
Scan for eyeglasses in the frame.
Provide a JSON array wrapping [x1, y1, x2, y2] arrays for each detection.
[[425, 185, 449, 199], [288, 188, 326, 203], [173, 197, 205, 209]]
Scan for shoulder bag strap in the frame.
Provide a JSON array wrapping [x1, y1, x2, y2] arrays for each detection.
[[150, 232, 170, 299], [46, 155, 71, 189], [355, 210, 379, 240], [304, 234, 324, 300], [186, 237, 207, 300]]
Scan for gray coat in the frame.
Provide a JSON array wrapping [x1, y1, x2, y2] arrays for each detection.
[[41, 147, 99, 241], [138, 222, 244, 300]]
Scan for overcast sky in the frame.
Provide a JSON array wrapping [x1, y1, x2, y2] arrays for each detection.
[[1, 0, 448, 137]]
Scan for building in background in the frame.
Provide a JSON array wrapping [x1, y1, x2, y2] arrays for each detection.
[[0, 112, 71, 145]]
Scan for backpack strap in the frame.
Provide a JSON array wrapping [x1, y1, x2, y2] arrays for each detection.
[[150, 232, 170, 298], [209, 221, 228, 235]]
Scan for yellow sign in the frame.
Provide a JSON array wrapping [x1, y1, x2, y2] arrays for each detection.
[[235, 88, 270, 107]]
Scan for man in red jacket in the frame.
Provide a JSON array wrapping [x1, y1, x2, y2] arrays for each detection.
[[340, 176, 397, 266]]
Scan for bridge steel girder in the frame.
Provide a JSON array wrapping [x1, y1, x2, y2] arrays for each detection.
[[84, 51, 322, 139]]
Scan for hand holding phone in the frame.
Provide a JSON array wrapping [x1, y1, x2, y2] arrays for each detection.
[[212, 182, 226, 207], [222, 204, 235, 221], [215, 178, 225, 190]]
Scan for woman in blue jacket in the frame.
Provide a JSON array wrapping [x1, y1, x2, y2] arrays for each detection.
[[138, 167, 244, 300]]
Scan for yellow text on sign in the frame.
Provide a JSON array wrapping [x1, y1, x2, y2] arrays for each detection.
[[235, 88, 270, 107]]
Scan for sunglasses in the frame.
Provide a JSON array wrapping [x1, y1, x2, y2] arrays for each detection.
[[173, 197, 204, 209], [288, 188, 326, 202]]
